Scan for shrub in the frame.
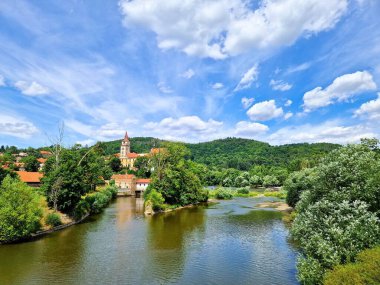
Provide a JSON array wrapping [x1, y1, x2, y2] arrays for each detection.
[[323, 246, 380, 285], [45, 212, 62, 227], [292, 200, 380, 284], [284, 168, 316, 208], [215, 188, 233, 200], [73, 199, 90, 220], [0, 176, 42, 243], [144, 188, 165, 211], [237, 188, 249, 195]]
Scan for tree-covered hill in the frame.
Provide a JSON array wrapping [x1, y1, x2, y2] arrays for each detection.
[[101, 137, 340, 171]]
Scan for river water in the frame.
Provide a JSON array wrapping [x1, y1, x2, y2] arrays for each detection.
[[0, 197, 299, 285]]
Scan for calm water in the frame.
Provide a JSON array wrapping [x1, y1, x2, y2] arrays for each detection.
[[0, 197, 299, 285]]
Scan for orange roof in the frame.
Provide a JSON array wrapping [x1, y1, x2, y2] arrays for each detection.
[[15, 162, 25, 167], [111, 174, 135, 180], [37, 158, 47, 163], [40, 150, 52, 155], [150, 148, 166, 154], [16, 171, 43, 183], [136, 178, 151, 183], [127, 152, 138, 158], [114, 153, 120, 158]]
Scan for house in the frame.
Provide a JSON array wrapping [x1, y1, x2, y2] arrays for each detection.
[[40, 150, 52, 158], [135, 178, 151, 198], [111, 174, 136, 196], [16, 171, 43, 187], [37, 158, 47, 171]]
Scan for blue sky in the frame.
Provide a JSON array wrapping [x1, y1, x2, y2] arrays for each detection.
[[0, 0, 380, 147]]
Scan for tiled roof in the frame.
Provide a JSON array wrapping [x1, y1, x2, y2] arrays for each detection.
[[111, 174, 135, 180], [37, 158, 47, 163], [16, 171, 43, 183], [127, 152, 138, 158], [40, 150, 52, 155], [114, 153, 120, 157], [136, 178, 151, 183], [150, 148, 166, 154]]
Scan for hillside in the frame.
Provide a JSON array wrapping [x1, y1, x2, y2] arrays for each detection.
[[102, 137, 340, 171]]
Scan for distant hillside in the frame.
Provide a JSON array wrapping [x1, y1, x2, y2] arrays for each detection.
[[102, 137, 340, 171]]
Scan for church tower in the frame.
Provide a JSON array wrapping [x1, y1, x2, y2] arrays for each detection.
[[120, 131, 130, 158]]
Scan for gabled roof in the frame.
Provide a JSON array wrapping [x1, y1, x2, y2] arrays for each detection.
[[16, 171, 43, 183], [37, 158, 47, 163]]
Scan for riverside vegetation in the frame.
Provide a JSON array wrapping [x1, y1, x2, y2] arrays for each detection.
[[283, 138, 380, 284]]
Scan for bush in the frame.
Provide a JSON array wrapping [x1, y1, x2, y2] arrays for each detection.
[[237, 188, 249, 195], [144, 188, 165, 211], [292, 200, 380, 284], [45, 212, 62, 227], [0, 176, 42, 243], [284, 168, 316, 208], [215, 188, 233, 200], [323, 246, 380, 285]]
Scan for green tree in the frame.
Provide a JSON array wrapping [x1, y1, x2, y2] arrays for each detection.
[[21, 155, 40, 172], [108, 156, 122, 172], [0, 176, 42, 243], [284, 168, 316, 208], [147, 143, 207, 206]]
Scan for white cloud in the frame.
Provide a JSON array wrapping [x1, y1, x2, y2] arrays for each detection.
[[212, 82, 224, 89], [120, 0, 348, 59], [270, 79, 292, 91], [0, 114, 39, 138], [0, 74, 5, 86], [76, 139, 96, 146], [143, 115, 223, 141], [235, 121, 268, 136], [180, 68, 195, 79], [268, 121, 376, 144], [354, 93, 380, 120], [234, 64, 259, 91], [303, 71, 377, 112], [284, 112, 293, 120], [14, 81, 50, 96], [285, 100, 293, 107], [246, 100, 284, 121], [285, 62, 312, 74], [241, 97, 254, 109], [157, 81, 174, 94]]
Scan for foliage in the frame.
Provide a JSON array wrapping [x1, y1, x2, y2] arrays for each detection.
[[21, 155, 40, 172], [237, 188, 249, 195], [42, 146, 112, 214], [263, 190, 286, 199], [292, 200, 380, 284], [262, 175, 280, 187], [284, 168, 316, 208], [0, 176, 42, 243], [323, 246, 380, 285], [134, 156, 151, 178], [45, 212, 62, 227], [144, 188, 165, 211], [0, 167, 17, 184], [108, 157, 122, 172], [214, 188, 233, 199], [147, 143, 208, 206]]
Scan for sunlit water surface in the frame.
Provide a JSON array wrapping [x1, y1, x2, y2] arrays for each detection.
[[0, 197, 299, 285]]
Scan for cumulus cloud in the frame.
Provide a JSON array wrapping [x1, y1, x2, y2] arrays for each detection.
[[285, 99, 293, 107], [144, 115, 223, 141], [14, 81, 50, 96], [270, 79, 292, 91], [268, 121, 376, 144], [247, 100, 284, 121], [212, 82, 224, 89], [180, 68, 195, 79], [235, 121, 268, 136], [241, 97, 254, 109], [119, 0, 348, 59], [303, 71, 377, 112], [234, 64, 259, 91], [0, 74, 5, 86], [157, 81, 174, 94], [0, 114, 39, 138], [354, 93, 380, 120]]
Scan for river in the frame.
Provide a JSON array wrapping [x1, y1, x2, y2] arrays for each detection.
[[0, 197, 299, 285]]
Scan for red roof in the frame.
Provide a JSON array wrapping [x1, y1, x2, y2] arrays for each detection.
[[16, 171, 43, 183], [127, 152, 138, 158], [111, 174, 135, 180], [40, 150, 52, 155], [150, 148, 166, 154], [136, 178, 151, 183], [37, 158, 47, 163], [114, 153, 120, 158]]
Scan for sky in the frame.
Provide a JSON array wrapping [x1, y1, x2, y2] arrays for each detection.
[[0, 0, 380, 147]]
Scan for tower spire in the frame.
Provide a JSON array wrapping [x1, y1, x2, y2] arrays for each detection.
[[124, 131, 129, 141]]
